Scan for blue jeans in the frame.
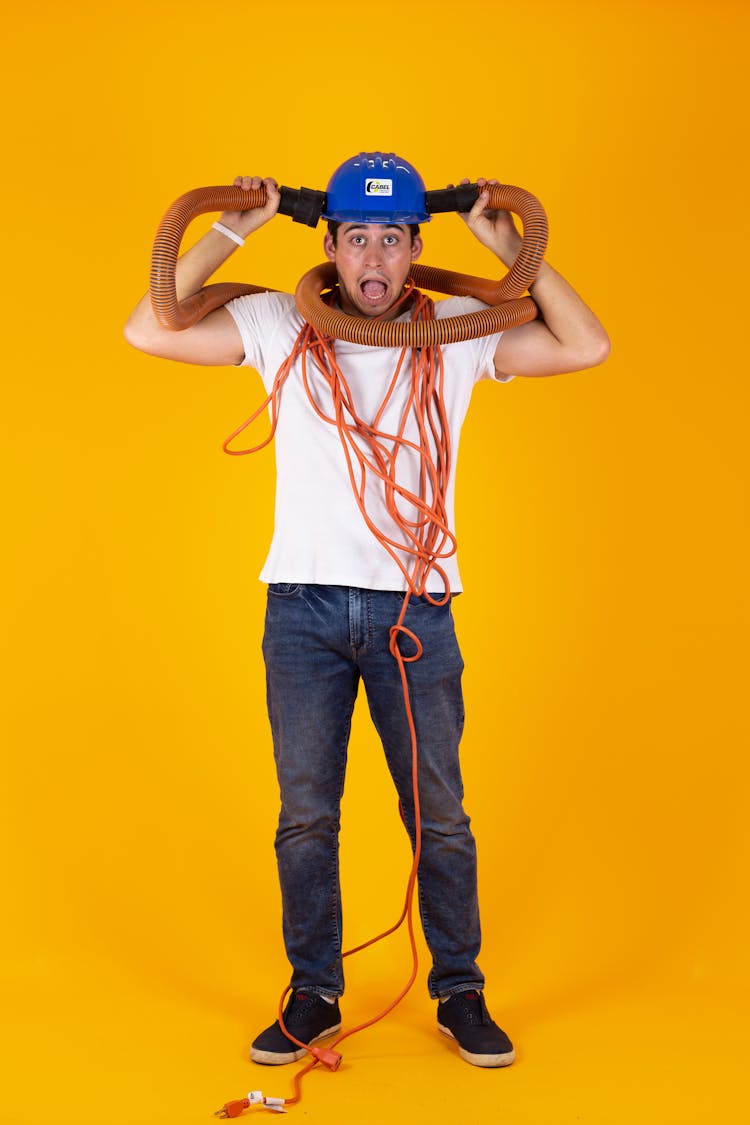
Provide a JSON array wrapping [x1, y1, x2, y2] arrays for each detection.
[[262, 583, 484, 1000]]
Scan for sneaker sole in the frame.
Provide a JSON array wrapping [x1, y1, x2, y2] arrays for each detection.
[[250, 1023, 342, 1066], [438, 1023, 516, 1068]]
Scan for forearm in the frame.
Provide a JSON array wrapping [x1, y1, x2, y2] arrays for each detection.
[[125, 224, 241, 339], [527, 259, 609, 358], [477, 219, 608, 375], [485, 217, 603, 349], [460, 181, 609, 375], [489, 249, 610, 377], [124, 175, 279, 361]]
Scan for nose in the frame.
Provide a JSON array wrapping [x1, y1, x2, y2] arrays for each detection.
[[364, 240, 385, 268]]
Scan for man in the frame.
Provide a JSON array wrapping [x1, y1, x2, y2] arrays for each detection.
[[125, 153, 609, 1070]]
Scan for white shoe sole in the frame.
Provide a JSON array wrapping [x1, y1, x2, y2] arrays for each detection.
[[250, 1022, 342, 1066], [438, 1023, 516, 1067]]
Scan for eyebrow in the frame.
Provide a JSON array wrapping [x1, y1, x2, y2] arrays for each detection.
[[342, 224, 405, 234]]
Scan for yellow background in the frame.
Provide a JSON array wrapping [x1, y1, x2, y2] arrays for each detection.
[[2, 0, 748, 1121]]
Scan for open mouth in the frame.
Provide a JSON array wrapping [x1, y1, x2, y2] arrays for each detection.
[[360, 278, 388, 302]]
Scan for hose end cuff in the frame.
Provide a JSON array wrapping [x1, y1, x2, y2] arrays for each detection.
[[278, 186, 327, 227], [425, 184, 480, 215]]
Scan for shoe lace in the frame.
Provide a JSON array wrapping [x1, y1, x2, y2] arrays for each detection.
[[286, 991, 321, 1025], [457, 990, 490, 1026]]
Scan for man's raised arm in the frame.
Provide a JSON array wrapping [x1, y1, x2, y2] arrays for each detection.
[[124, 176, 280, 367], [459, 178, 610, 380]]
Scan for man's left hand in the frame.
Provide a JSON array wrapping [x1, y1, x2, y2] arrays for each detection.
[[456, 177, 522, 269]]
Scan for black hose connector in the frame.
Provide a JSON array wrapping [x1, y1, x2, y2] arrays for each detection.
[[425, 184, 481, 214], [276, 183, 482, 227], [277, 186, 328, 227]]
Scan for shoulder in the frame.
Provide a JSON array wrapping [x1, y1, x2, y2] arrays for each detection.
[[224, 290, 299, 373], [433, 295, 489, 320], [226, 289, 297, 325], [432, 296, 509, 383], [224, 290, 298, 345]]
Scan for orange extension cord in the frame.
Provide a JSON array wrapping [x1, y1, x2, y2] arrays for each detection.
[[216, 283, 465, 1117]]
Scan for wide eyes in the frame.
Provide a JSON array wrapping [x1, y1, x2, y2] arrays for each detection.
[[348, 234, 400, 248]]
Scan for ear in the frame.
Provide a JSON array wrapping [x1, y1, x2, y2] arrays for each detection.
[[323, 231, 336, 262], [410, 234, 423, 261]]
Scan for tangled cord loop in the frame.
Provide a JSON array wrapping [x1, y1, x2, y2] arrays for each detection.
[[224, 280, 455, 599], [389, 623, 423, 662]]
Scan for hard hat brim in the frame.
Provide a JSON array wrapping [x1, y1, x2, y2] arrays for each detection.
[[320, 208, 430, 224]]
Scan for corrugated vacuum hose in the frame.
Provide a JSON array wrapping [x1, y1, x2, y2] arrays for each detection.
[[149, 181, 548, 343]]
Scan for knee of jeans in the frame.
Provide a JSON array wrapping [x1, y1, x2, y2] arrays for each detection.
[[400, 792, 471, 841], [276, 801, 341, 846], [421, 805, 472, 840], [422, 771, 470, 827]]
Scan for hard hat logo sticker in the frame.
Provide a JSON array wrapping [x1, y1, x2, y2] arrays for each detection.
[[365, 178, 393, 196]]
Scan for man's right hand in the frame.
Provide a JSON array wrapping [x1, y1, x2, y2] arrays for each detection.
[[219, 175, 280, 241]]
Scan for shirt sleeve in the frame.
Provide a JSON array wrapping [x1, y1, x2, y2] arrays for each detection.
[[224, 291, 297, 379], [436, 297, 514, 383], [482, 332, 513, 383]]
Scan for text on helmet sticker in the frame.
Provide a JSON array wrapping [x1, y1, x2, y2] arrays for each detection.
[[365, 178, 393, 196]]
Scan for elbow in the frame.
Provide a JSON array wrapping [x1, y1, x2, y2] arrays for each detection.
[[593, 330, 611, 367], [123, 311, 160, 356], [123, 317, 142, 351], [580, 328, 611, 371]]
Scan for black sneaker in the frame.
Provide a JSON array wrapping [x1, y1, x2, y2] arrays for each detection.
[[250, 990, 342, 1065], [437, 990, 515, 1067]]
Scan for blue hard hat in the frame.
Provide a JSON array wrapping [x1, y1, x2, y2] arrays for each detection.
[[322, 152, 431, 224]]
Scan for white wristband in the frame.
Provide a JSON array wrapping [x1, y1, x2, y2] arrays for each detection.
[[212, 221, 245, 247]]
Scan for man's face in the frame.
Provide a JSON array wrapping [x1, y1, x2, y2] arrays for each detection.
[[323, 223, 423, 320]]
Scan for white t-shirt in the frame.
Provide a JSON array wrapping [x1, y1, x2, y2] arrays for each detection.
[[226, 291, 511, 593]]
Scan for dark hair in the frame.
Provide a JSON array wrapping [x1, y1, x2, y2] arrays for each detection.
[[327, 220, 421, 246]]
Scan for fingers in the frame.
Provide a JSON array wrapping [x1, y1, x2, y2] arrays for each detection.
[[448, 177, 500, 210], [219, 175, 280, 235], [468, 178, 491, 222], [232, 175, 280, 199], [461, 177, 503, 221]]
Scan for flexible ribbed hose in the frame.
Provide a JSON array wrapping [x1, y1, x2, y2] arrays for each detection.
[[295, 262, 540, 346], [149, 183, 547, 343], [150, 186, 274, 331], [296, 184, 546, 344]]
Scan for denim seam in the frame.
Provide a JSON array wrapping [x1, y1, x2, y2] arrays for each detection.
[[329, 682, 357, 992]]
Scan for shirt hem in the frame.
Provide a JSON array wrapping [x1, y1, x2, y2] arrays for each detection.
[[259, 573, 463, 594]]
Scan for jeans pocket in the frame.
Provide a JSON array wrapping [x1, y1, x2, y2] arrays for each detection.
[[396, 591, 452, 611], [267, 582, 302, 598]]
